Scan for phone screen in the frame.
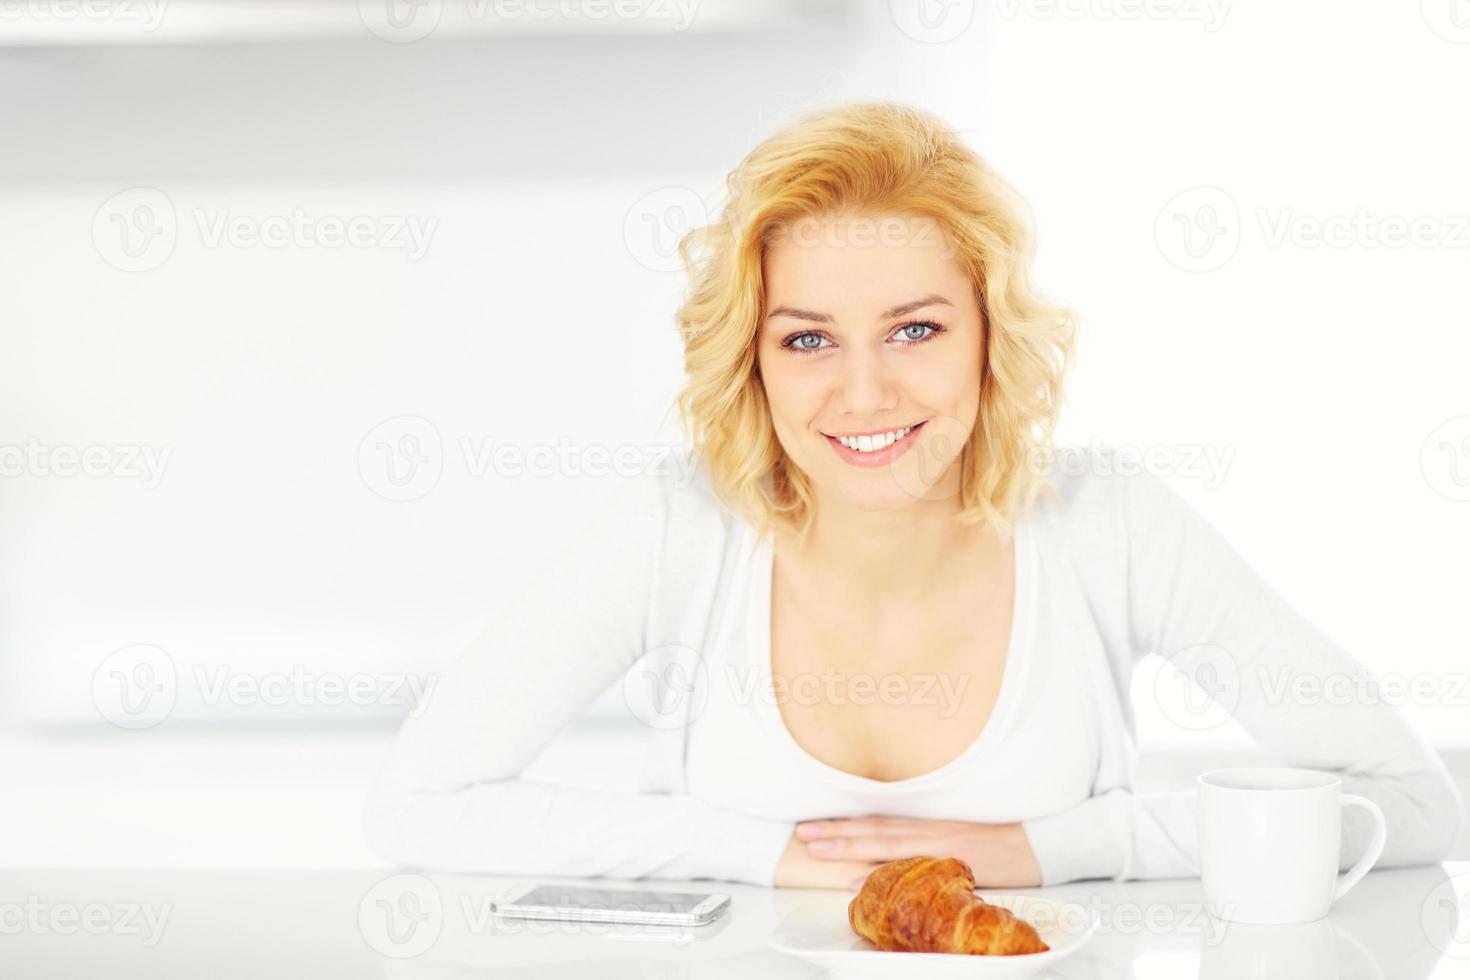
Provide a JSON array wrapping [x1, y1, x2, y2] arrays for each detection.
[[507, 885, 714, 916]]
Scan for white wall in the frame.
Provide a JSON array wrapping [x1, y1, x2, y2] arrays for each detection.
[[0, 1, 1465, 865]]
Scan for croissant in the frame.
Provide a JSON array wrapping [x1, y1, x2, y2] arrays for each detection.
[[848, 856, 1049, 955]]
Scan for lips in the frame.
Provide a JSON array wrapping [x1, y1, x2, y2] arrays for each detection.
[[822, 420, 927, 468]]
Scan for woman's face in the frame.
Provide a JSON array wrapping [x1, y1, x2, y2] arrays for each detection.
[[756, 212, 984, 512]]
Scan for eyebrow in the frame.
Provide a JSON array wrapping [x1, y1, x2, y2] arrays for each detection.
[[765, 293, 953, 324]]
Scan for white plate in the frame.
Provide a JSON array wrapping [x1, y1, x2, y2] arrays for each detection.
[[769, 891, 1098, 980]]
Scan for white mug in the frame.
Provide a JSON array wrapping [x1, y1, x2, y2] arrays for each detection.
[[1197, 767, 1388, 924]]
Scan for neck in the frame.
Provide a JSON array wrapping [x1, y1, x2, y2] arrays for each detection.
[[792, 476, 990, 602]]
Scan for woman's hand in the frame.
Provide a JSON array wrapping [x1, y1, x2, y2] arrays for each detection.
[[792, 815, 1043, 891], [773, 827, 886, 889]]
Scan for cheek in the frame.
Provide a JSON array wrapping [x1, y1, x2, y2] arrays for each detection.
[[760, 355, 826, 420], [905, 350, 979, 407]]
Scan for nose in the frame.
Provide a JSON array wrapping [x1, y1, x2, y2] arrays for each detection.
[[833, 344, 897, 419]]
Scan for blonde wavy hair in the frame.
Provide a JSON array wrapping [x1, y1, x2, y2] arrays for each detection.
[[672, 101, 1078, 544]]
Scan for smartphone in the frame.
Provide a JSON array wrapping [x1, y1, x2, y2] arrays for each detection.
[[493, 883, 731, 926]]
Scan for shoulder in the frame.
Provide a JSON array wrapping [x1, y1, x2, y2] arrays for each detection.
[[595, 446, 742, 552], [1024, 442, 1188, 547], [1027, 443, 1132, 528], [1026, 442, 1224, 560]]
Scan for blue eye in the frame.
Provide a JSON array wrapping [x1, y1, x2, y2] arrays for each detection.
[[894, 320, 944, 344], [778, 320, 946, 357], [781, 332, 833, 355]]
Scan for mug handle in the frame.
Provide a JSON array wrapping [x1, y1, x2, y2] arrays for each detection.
[[1333, 794, 1388, 902]]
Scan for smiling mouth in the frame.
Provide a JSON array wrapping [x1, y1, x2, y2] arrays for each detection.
[[822, 420, 927, 455]]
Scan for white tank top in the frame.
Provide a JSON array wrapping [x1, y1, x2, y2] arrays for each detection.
[[684, 510, 1097, 823]]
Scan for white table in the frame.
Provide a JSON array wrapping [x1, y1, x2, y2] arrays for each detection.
[[2, 862, 1467, 978]]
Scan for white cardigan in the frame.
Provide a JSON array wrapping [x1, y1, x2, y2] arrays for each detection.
[[362, 446, 1463, 886]]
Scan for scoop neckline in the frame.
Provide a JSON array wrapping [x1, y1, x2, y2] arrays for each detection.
[[746, 511, 1036, 792]]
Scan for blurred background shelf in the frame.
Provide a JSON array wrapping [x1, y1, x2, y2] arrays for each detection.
[[0, 0, 851, 47]]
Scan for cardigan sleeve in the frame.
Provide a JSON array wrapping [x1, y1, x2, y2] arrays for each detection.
[[1022, 463, 1463, 884], [361, 474, 794, 885]]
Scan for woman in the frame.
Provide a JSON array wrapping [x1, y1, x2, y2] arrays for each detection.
[[363, 102, 1461, 890]]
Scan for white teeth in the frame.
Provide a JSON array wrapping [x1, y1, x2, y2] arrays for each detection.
[[835, 425, 915, 453]]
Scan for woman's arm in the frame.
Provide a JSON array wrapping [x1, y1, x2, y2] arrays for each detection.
[[361, 473, 795, 885], [1022, 462, 1464, 884]]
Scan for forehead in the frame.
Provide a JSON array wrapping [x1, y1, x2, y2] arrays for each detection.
[[762, 212, 971, 312]]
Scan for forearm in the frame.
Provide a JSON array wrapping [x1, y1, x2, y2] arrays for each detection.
[[363, 772, 795, 885]]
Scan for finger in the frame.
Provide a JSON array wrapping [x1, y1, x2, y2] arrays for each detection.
[[806, 835, 937, 862]]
